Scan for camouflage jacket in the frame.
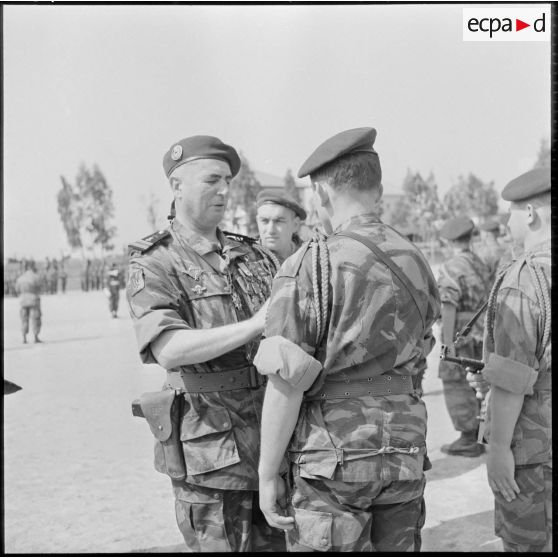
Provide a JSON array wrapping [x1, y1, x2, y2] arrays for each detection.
[[15, 270, 42, 307], [483, 240, 551, 466], [260, 213, 441, 482], [437, 248, 491, 343], [127, 219, 277, 490]]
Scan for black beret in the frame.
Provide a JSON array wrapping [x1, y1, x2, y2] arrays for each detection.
[[479, 217, 500, 232], [256, 189, 307, 220], [298, 127, 378, 178], [163, 135, 241, 178], [440, 216, 475, 241], [501, 167, 550, 202]]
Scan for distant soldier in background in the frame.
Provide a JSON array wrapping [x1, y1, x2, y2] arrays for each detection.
[[106, 263, 121, 318], [469, 167, 552, 552], [59, 264, 68, 293], [15, 260, 43, 344], [255, 190, 306, 265], [476, 218, 511, 284], [437, 216, 491, 457]]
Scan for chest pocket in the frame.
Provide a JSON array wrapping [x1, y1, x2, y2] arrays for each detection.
[[178, 269, 231, 301]]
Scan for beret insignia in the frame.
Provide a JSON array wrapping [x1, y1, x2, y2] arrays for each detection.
[[171, 145, 183, 161]]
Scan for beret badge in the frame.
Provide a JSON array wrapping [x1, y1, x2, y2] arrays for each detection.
[[171, 145, 183, 161]]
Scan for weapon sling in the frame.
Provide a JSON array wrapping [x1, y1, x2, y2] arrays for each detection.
[[336, 231, 426, 329]]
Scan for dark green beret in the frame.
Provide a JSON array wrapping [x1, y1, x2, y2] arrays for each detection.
[[298, 127, 378, 178], [440, 216, 475, 241], [501, 167, 550, 202], [163, 135, 241, 178], [256, 189, 307, 220], [479, 217, 500, 232]]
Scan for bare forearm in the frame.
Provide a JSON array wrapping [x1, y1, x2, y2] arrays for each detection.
[[489, 386, 524, 448], [259, 375, 303, 480], [152, 318, 260, 369]]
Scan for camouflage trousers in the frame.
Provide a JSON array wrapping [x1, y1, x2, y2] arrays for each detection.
[[20, 304, 41, 336], [108, 287, 119, 313], [494, 463, 552, 552], [286, 464, 426, 552], [439, 340, 482, 432], [171, 480, 286, 552]]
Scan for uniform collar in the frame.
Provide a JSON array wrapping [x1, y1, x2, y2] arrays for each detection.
[[172, 219, 224, 257], [526, 239, 551, 255], [333, 212, 381, 234]]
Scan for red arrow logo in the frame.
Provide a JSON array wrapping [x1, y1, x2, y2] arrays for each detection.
[[516, 19, 530, 31]]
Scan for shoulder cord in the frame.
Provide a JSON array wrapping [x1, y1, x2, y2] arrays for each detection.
[[526, 254, 551, 360], [310, 232, 330, 348], [486, 257, 551, 361]]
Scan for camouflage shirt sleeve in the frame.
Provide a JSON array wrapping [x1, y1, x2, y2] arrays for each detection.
[[126, 255, 191, 364], [437, 260, 461, 307]]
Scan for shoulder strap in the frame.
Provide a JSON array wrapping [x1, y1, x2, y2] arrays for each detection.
[[336, 230, 426, 330], [128, 229, 171, 254]]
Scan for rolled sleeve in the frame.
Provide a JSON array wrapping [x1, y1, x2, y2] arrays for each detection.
[[254, 336, 322, 391], [437, 264, 461, 307], [127, 260, 190, 364], [482, 353, 537, 395]]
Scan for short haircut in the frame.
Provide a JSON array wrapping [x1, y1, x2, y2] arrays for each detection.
[[310, 152, 382, 192]]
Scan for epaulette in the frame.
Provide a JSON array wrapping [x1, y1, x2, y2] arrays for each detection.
[[222, 230, 258, 244], [288, 239, 313, 277], [128, 229, 171, 254]]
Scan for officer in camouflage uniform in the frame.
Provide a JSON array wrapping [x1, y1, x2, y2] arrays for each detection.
[[469, 167, 551, 552], [15, 260, 43, 344], [107, 263, 121, 318], [437, 217, 491, 457], [254, 128, 441, 552], [256, 189, 306, 265], [126, 135, 285, 552], [476, 217, 512, 285]]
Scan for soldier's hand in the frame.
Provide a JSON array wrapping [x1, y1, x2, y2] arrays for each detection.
[[259, 475, 295, 531], [486, 444, 520, 503], [252, 299, 270, 334], [443, 344, 456, 358], [466, 369, 489, 399]]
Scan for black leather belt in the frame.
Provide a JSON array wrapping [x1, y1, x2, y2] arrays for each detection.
[[305, 373, 414, 401], [167, 365, 265, 393]]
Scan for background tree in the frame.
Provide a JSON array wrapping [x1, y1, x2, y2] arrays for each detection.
[[390, 170, 445, 241], [145, 191, 162, 231], [533, 138, 550, 168], [226, 153, 262, 236], [443, 173, 499, 220], [283, 169, 301, 203], [56, 163, 117, 256]]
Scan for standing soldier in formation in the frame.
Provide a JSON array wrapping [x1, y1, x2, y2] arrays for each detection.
[[107, 263, 121, 318], [437, 217, 491, 457], [15, 260, 43, 344], [255, 189, 306, 265], [476, 218, 510, 284], [126, 135, 285, 552], [59, 264, 68, 293], [470, 167, 551, 552], [255, 127, 441, 552]]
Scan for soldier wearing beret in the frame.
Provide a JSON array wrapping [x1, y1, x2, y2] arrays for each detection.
[[476, 217, 512, 284], [256, 189, 306, 264], [254, 127, 441, 551], [437, 216, 491, 456], [126, 135, 285, 552], [470, 167, 551, 552]]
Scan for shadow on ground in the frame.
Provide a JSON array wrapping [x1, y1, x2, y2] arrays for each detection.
[[133, 542, 187, 553], [426, 453, 486, 482], [4, 336, 102, 351], [422, 509, 502, 552]]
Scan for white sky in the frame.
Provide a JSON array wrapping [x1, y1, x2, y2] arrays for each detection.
[[3, 4, 551, 259]]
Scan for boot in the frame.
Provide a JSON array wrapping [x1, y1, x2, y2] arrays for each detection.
[[34, 335, 42, 343], [441, 431, 485, 457], [23, 334, 27, 344]]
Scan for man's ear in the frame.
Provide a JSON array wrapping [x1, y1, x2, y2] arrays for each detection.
[[314, 181, 331, 208], [169, 176, 182, 200], [526, 203, 537, 226]]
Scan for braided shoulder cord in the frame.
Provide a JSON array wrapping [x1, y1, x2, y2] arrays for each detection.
[[310, 232, 331, 349], [526, 254, 551, 360], [319, 236, 330, 345], [311, 239, 322, 346]]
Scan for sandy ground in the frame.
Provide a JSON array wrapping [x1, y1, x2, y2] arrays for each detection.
[[3, 288, 503, 553]]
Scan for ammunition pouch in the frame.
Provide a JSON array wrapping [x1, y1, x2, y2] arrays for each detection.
[[132, 389, 186, 481]]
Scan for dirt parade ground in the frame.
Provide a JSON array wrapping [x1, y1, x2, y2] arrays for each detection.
[[3, 288, 503, 554]]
